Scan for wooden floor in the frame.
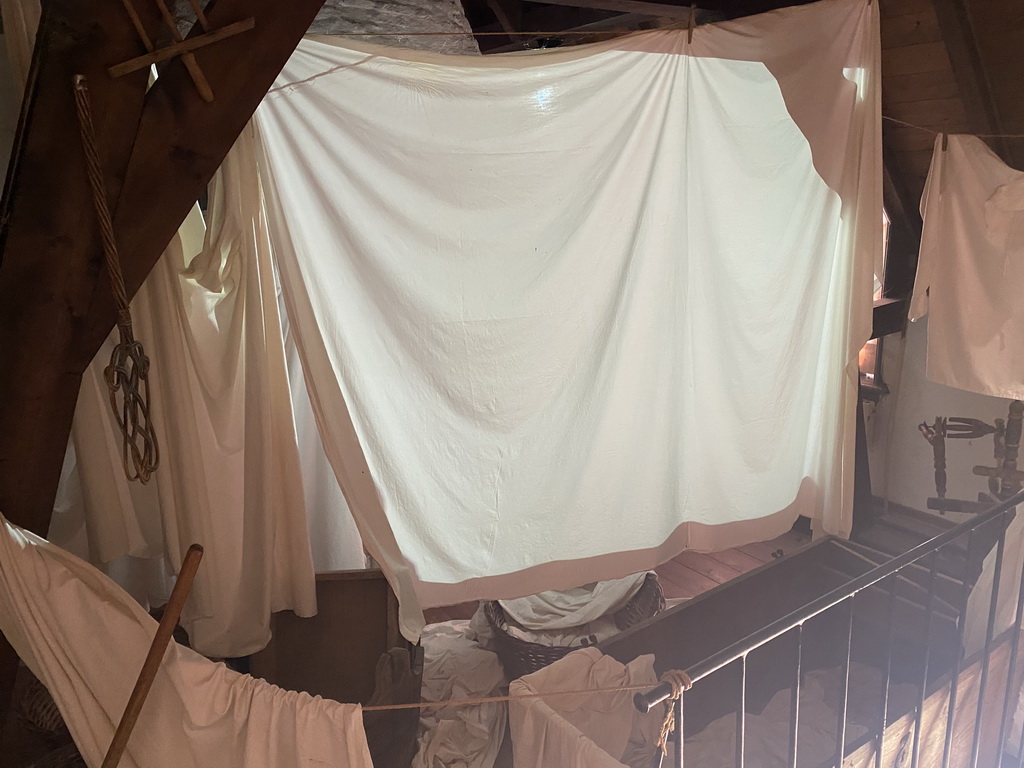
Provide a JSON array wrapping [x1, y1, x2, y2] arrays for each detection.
[[424, 527, 814, 624], [655, 528, 812, 601]]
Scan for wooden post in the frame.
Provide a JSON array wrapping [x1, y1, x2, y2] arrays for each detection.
[[101, 545, 203, 768]]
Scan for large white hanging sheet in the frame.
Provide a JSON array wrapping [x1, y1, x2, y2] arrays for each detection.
[[0, 514, 374, 768], [910, 134, 1024, 399], [52, 132, 318, 659], [255, 0, 880, 639]]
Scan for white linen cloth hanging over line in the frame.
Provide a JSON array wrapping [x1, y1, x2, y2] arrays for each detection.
[[0, 514, 374, 768], [911, 133, 1024, 399], [252, 0, 880, 639]]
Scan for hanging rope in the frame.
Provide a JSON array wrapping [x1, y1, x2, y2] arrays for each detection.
[[72, 74, 159, 484], [882, 115, 1024, 139], [655, 669, 692, 756]]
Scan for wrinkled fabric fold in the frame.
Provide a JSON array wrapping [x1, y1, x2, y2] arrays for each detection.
[[911, 134, 1024, 399], [0, 513, 373, 768], [53, 132, 318, 658]]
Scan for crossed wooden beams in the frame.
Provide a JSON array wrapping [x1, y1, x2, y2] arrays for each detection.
[[111, 0, 255, 100]]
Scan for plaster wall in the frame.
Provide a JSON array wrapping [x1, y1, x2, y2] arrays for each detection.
[[866, 316, 1014, 516]]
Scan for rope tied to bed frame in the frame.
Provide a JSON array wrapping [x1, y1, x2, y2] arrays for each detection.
[[655, 669, 692, 756], [73, 74, 160, 484]]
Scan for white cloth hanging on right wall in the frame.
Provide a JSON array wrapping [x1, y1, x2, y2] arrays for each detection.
[[910, 134, 1024, 399]]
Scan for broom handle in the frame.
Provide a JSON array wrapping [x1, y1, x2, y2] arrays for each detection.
[[101, 544, 204, 768]]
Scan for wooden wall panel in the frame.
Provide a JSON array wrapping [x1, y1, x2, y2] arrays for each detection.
[[881, 41, 953, 77]]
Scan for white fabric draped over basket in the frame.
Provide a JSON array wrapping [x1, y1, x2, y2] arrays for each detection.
[[253, 0, 880, 638], [0, 514, 374, 768]]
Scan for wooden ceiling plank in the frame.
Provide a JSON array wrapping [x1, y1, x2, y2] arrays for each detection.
[[931, 0, 1016, 164], [878, 0, 936, 20], [0, 0, 162, 536], [880, 7, 942, 49], [880, 40, 952, 77], [883, 70, 959, 105], [884, 96, 968, 129], [485, 0, 525, 36]]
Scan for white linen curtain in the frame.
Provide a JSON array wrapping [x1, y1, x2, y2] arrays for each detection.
[[51, 133, 320, 658], [254, 0, 880, 639]]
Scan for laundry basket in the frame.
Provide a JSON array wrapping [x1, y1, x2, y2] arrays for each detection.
[[484, 572, 664, 681]]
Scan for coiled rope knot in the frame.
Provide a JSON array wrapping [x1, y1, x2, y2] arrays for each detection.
[[656, 669, 692, 755]]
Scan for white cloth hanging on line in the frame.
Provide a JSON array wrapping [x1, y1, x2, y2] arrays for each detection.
[[910, 134, 1024, 399], [508, 648, 661, 768], [50, 131, 320, 659], [252, 0, 880, 640], [0, 513, 374, 768]]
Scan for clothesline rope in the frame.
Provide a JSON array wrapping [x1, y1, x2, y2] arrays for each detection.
[[327, 29, 667, 37], [882, 114, 1024, 139], [361, 677, 676, 711]]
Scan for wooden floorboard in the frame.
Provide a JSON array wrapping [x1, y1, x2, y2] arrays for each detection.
[[702, 547, 764, 572], [736, 529, 812, 564], [423, 528, 816, 622], [673, 550, 744, 584]]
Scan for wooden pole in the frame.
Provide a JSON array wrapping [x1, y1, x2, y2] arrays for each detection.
[[100, 544, 203, 768]]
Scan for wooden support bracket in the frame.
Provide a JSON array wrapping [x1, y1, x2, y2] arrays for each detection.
[[109, 17, 256, 79]]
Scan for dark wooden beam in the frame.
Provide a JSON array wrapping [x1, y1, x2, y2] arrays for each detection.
[[871, 297, 908, 340], [931, 0, 1016, 165], [0, 0, 324, 712], [81, 0, 328, 357], [0, 0, 163, 719], [0, 0, 163, 535]]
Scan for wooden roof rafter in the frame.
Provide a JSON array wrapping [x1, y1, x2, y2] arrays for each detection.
[[0, 0, 327, 712]]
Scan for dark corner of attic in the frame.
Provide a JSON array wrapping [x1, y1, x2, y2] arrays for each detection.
[[1, 0, 1023, 767]]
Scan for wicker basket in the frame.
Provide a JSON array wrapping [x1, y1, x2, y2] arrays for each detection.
[[15, 674, 68, 739], [29, 744, 87, 768], [484, 572, 665, 681]]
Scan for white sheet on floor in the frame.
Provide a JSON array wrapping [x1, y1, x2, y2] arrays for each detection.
[[50, 130, 318, 659], [0, 513, 373, 768], [910, 134, 1024, 398], [508, 648, 660, 768], [254, 0, 880, 639], [414, 620, 506, 768]]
